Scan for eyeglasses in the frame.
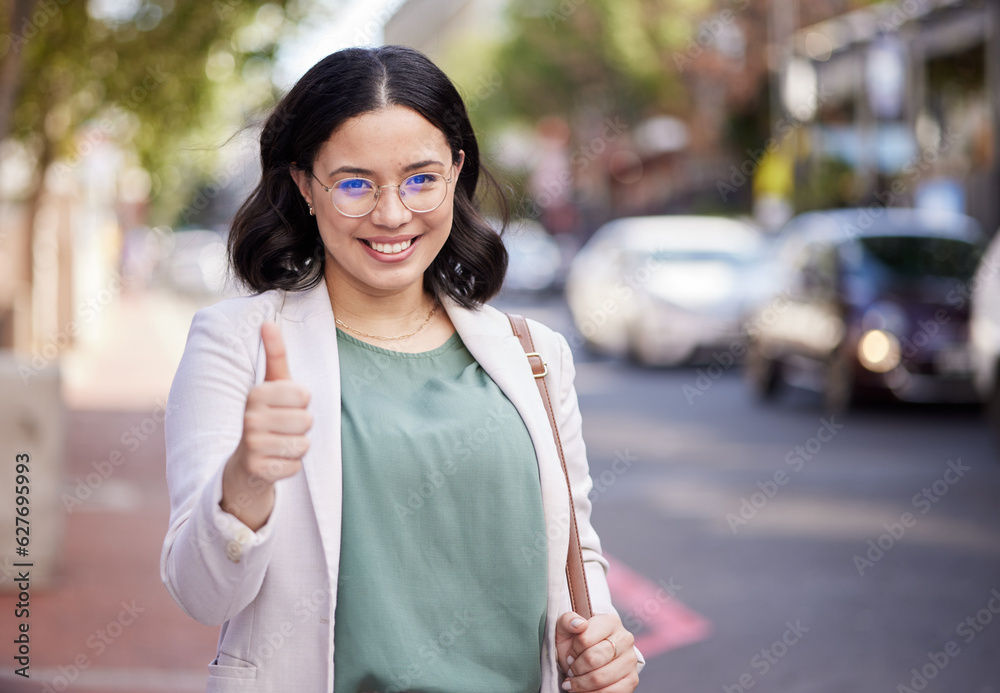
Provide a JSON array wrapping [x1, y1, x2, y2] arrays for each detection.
[[311, 166, 455, 218]]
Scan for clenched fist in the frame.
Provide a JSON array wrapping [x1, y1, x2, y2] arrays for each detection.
[[556, 611, 639, 692], [221, 322, 313, 530]]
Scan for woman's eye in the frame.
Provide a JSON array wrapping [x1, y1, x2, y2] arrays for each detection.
[[335, 179, 372, 196], [406, 174, 438, 188]]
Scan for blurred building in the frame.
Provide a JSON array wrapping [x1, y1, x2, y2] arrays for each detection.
[[772, 0, 1000, 233]]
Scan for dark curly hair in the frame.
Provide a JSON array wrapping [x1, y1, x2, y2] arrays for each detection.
[[228, 45, 508, 307]]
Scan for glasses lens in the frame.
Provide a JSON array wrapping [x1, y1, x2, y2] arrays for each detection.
[[399, 173, 448, 213], [332, 178, 376, 216]]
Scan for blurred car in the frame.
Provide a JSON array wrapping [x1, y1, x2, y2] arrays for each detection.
[[744, 208, 984, 410], [156, 227, 231, 296], [565, 215, 767, 365], [970, 229, 1000, 444], [501, 219, 564, 293]]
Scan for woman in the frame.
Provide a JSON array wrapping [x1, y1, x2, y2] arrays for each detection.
[[161, 45, 641, 693]]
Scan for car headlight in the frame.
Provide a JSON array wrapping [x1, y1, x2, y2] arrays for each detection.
[[858, 329, 902, 373]]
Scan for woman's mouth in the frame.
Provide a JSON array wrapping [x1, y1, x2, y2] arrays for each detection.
[[357, 235, 422, 263], [361, 237, 415, 255]]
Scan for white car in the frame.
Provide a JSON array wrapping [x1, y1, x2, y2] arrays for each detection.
[[501, 219, 564, 293], [158, 228, 231, 296], [565, 215, 767, 365], [970, 229, 1000, 445]]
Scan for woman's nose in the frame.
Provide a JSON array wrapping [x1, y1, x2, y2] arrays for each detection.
[[370, 185, 413, 228]]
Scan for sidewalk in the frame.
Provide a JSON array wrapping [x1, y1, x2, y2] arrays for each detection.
[[1, 290, 220, 693]]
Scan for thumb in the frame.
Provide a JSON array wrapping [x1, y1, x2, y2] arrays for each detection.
[[555, 612, 588, 640], [261, 322, 291, 381], [555, 611, 588, 671]]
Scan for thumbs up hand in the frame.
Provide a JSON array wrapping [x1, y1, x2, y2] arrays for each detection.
[[221, 322, 313, 531], [262, 320, 293, 382]]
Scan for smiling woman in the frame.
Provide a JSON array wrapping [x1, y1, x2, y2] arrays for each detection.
[[227, 46, 505, 314], [161, 45, 641, 693], [288, 105, 466, 312]]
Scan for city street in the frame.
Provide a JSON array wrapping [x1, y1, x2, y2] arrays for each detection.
[[500, 294, 1000, 692], [6, 2, 999, 692]]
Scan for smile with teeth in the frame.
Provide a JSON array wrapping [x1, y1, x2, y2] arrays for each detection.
[[362, 237, 415, 255]]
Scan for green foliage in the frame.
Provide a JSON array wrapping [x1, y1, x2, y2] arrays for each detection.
[[446, 0, 730, 218], [489, 0, 699, 127], [5, 0, 295, 221]]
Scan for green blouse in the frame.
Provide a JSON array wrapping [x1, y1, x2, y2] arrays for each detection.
[[333, 329, 547, 693]]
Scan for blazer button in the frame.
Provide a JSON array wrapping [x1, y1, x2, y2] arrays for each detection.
[[225, 540, 242, 563]]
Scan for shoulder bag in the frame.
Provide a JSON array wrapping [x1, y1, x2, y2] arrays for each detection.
[[507, 313, 593, 619]]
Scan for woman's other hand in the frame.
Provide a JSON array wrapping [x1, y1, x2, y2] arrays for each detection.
[[221, 322, 313, 530], [555, 611, 639, 692]]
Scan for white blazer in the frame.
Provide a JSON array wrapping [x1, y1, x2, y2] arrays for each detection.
[[160, 278, 642, 692]]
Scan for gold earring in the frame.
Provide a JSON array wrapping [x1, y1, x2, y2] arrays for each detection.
[[308, 203, 315, 216]]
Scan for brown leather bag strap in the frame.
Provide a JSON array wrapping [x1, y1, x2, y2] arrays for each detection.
[[507, 313, 594, 620]]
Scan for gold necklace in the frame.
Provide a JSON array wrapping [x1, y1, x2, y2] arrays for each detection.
[[335, 301, 439, 341]]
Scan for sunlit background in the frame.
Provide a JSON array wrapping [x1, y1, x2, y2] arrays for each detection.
[[1, 0, 999, 691]]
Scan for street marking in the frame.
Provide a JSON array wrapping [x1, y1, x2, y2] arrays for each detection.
[[605, 554, 712, 658]]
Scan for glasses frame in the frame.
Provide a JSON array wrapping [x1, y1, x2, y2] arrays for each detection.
[[311, 166, 456, 218]]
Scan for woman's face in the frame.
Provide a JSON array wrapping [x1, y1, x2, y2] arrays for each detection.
[[294, 105, 464, 299]]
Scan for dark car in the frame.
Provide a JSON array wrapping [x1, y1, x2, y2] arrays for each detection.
[[744, 208, 983, 410]]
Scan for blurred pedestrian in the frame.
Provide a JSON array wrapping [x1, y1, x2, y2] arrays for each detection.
[[161, 45, 640, 693]]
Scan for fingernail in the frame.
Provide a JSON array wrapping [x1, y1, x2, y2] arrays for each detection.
[[570, 617, 585, 628], [567, 667, 574, 676], [567, 655, 575, 666], [561, 681, 572, 691]]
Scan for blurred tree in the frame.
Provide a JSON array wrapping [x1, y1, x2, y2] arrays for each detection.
[[490, 0, 695, 126], [480, 0, 772, 222], [488, 0, 885, 128], [0, 0, 34, 144], [0, 0, 296, 347], [2, 0, 296, 207]]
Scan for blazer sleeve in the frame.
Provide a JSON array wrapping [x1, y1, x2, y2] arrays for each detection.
[[553, 330, 645, 671], [160, 305, 284, 625]]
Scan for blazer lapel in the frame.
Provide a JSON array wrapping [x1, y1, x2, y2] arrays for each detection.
[[276, 280, 345, 587], [445, 301, 550, 446]]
